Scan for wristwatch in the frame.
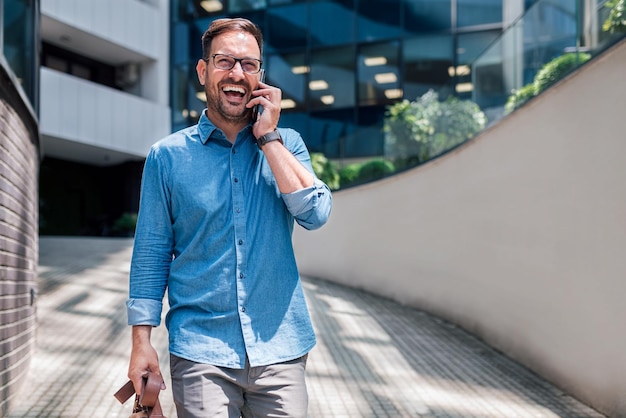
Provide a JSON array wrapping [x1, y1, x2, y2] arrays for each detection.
[[256, 129, 283, 149]]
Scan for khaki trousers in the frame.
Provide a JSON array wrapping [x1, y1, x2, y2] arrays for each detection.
[[170, 353, 309, 418]]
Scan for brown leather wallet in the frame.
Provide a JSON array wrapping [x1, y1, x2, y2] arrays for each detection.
[[114, 373, 166, 418]]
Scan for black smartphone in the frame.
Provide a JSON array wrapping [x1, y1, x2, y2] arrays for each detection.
[[251, 69, 266, 122]]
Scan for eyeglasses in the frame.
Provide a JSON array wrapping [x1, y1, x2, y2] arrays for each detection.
[[208, 53, 263, 74]]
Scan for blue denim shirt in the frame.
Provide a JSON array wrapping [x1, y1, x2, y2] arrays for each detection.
[[127, 112, 332, 368]]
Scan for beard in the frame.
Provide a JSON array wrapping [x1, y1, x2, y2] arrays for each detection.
[[205, 83, 252, 124]]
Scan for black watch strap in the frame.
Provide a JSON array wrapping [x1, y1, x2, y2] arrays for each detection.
[[256, 129, 283, 149]]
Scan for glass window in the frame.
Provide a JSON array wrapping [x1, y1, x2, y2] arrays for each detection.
[[455, 30, 500, 99], [269, 0, 306, 4], [173, 22, 192, 65], [358, 42, 400, 105], [309, 47, 355, 110], [267, 4, 308, 51], [457, 0, 502, 27], [181, 0, 226, 17], [3, 0, 38, 104], [357, 0, 401, 42], [229, 0, 266, 13], [267, 52, 307, 112], [404, 0, 451, 34], [353, 106, 386, 157], [310, 0, 355, 47], [308, 108, 355, 158], [402, 35, 454, 100]]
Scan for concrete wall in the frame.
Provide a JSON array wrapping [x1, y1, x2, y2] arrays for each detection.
[[0, 64, 40, 416], [40, 67, 170, 159], [294, 40, 626, 417]]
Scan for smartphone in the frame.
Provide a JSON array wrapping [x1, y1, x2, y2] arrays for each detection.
[[251, 69, 266, 122]]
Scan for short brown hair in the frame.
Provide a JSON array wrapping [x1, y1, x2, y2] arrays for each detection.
[[201, 18, 263, 59]]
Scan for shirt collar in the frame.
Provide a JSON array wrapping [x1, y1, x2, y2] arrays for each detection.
[[197, 110, 254, 145]]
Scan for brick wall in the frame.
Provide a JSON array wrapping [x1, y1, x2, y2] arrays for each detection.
[[0, 63, 40, 416]]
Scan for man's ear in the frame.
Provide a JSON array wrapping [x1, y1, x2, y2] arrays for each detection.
[[196, 59, 207, 86]]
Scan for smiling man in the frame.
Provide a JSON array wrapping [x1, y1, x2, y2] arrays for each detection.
[[125, 18, 333, 418]]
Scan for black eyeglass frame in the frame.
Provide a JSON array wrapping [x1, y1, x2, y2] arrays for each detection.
[[206, 53, 263, 74]]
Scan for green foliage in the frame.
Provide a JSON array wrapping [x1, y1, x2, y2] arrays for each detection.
[[504, 83, 536, 115], [505, 52, 591, 114], [113, 212, 138, 234], [384, 90, 486, 168], [603, 0, 626, 33], [533, 52, 591, 93], [339, 163, 362, 188], [355, 159, 395, 184], [310, 152, 340, 190]]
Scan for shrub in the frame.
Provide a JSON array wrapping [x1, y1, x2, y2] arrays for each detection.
[[356, 159, 395, 184], [603, 0, 626, 33], [505, 52, 591, 115], [339, 163, 362, 188], [533, 52, 591, 93], [504, 83, 536, 114], [113, 212, 138, 235], [384, 90, 486, 169], [310, 152, 340, 190]]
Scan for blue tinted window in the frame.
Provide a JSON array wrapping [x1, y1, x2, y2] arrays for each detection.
[[357, 0, 401, 41], [353, 106, 386, 157], [3, 0, 39, 107], [309, 47, 355, 110], [310, 0, 355, 46], [267, 52, 307, 111], [457, 0, 502, 27], [404, 0, 451, 34], [230, 0, 266, 13], [267, 4, 308, 51], [403, 35, 454, 99], [309, 108, 355, 157], [358, 42, 400, 105]]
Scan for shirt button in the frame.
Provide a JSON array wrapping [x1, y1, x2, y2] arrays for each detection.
[[234, 178, 239, 183], [238, 239, 243, 245], [241, 307, 246, 313], [239, 273, 244, 279]]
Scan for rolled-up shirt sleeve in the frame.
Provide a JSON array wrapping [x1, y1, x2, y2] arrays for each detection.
[[282, 178, 332, 230], [127, 298, 163, 326]]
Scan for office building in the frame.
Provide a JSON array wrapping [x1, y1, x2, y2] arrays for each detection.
[[171, 0, 537, 161], [38, 0, 171, 235]]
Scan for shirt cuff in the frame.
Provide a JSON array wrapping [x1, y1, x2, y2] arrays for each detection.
[[127, 298, 163, 326], [282, 179, 326, 216]]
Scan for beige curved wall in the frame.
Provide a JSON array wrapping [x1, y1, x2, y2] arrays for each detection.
[[294, 40, 626, 417]]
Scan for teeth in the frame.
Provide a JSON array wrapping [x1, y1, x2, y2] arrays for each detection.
[[223, 86, 245, 94]]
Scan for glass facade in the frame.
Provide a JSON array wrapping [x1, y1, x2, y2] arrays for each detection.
[[171, 0, 521, 160], [2, 0, 39, 111]]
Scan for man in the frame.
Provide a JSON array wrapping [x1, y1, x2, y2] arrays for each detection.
[[126, 18, 332, 418]]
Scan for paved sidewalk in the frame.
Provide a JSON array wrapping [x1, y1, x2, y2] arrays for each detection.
[[7, 237, 604, 417]]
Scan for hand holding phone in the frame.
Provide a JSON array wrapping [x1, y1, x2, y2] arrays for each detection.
[[250, 69, 266, 122]]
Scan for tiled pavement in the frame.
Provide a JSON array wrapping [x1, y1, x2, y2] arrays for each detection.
[[6, 237, 605, 417]]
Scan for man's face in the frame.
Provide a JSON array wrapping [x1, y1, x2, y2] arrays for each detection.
[[196, 31, 262, 124]]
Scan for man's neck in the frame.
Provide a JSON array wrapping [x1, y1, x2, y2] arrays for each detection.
[[206, 109, 248, 143]]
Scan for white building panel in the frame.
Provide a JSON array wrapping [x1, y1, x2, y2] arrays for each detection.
[[40, 68, 170, 162], [41, 0, 161, 60]]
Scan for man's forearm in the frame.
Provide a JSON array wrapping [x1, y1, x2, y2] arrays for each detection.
[[261, 141, 314, 194], [132, 325, 153, 347]]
